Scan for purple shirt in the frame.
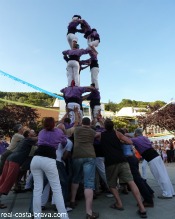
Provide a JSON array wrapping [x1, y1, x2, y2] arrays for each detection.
[[67, 20, 81, 33], [87, 89, 100, 100], [131, 136, 153, 154], [60, 86, 89, 99], [88, 30, 100, 41], [62, 48, 90, 57], [64, 123, 74, 129], [89, 50, 98, 61], [81, 19, 91, 32], [38, 128, 67, 149]]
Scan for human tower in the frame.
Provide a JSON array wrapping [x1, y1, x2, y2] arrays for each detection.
[[60, 15, 101, 124]]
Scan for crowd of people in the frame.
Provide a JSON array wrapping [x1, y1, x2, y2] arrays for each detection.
[[0, 15, 175, 219], [0, 115, 175, 219], [151, 139, 175, 163]]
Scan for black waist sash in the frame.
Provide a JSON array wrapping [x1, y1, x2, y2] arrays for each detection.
[[69, 55, 79, 62], [141, 148, 159, 162], [90, 99, 100, 109], [34, 145, 56, 159], [90, 60, 99, 69], [67, 97, 81, 105], [67, 28, 77, 35]]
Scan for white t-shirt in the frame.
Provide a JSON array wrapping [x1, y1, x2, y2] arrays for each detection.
[[56, 138, 73, 164]]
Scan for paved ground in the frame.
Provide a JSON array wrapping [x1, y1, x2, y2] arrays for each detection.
[[1, 163, 175, 219]]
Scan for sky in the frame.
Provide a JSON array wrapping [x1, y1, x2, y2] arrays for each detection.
[[0, 0, 175, 104]]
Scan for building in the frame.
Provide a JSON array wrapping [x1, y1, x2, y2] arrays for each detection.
[[115, 107, 146, 125], [115, 106, 171, 136], [116, 107, 146, 118]]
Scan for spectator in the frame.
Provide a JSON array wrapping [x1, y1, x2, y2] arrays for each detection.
[[0, 124, 24, 175]]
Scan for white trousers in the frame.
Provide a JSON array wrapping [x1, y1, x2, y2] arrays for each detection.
[[141, 159, 148, 180], [41, 182, 50, 207], [87, 39, 100, 48], [91, 105, 101, 119], [67, 102, 82, 124], [67, 60, 80, 86], [30, 156, 69, 219], [149, 156, 175, 197], [90, 67, 99, 89], [67, 33, 78, 49]]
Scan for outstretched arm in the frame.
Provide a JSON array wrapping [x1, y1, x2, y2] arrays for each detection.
[[58, 111, 69, 124], [74, 106, 81, 126], [62, 50, 69, 56], [116, 131, 133, 145], [83, 86, 96, 90]]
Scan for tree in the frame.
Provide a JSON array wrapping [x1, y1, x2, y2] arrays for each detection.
[[105, 101, 118, 112], [0, 105, 39, 137], [137, 103, 175, 135], [112, 117, 138, 132]]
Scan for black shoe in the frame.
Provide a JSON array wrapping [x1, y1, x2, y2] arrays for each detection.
[[137, 210, 147, 218], [42, 206, 46, 210], [86, 212, 99, 219]]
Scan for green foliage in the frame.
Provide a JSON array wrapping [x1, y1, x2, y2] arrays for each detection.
[[0, 105, 39, 137], [105, 101, 119, 112], [105, 99, 166, 113], [112, 117, 138, 132], [1, 92, 166, 111], [0, 92, 55, 107], [147, 100, 166, 112]]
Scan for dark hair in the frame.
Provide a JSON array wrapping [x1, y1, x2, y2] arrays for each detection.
[[82, 117, 91, 126], [72, 15, 81, 19], [91, 83, 95, 87], [23, 130, 30, 138], [13, 124, 22, 132], [104, 119, 114, 131], [43, 117, 55, 131], [64, 118, 71, 124]]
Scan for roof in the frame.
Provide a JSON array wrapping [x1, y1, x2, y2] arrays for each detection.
[[116, 107, 146, 117]]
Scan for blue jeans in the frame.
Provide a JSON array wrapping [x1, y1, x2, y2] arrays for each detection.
[[72, 158, 96, 190]]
